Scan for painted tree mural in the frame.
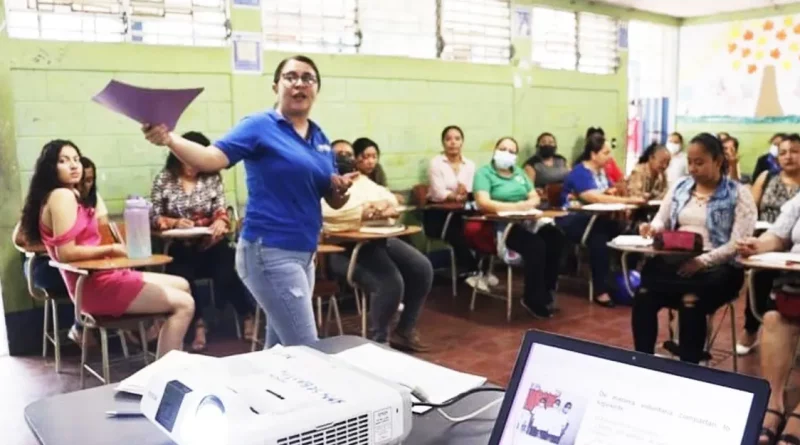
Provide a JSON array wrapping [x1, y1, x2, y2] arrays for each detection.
[[727, 16, 800, 117]]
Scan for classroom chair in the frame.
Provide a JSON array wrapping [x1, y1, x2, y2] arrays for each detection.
[[413, 184, 458, 298]]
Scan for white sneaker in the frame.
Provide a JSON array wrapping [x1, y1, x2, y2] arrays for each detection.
[[735, 340, 759, 356], [486, 273, 500, 287], [465, 275, 490, 292]]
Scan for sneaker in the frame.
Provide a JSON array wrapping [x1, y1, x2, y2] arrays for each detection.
[[465, 275, 490, 292], [68, 324, 97, 349], [486, 273, 500, 287], [520, 300, 553, 319], [390, 329, 431, 353], [735, 340, 759, 356]]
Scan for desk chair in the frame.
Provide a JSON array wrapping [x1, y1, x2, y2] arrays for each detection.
[[11, 223, 71, 373], [49, 222, 165, 387], [468, 224, 516, 321], [413, 184, 458, 298], [662, 302, 738, 372]]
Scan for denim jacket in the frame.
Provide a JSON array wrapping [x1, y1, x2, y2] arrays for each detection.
[[668, 176, 738, 248]]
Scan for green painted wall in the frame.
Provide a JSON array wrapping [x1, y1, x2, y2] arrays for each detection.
[[0, 1, 672, 315]]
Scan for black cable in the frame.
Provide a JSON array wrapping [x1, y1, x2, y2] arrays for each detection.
[[411, 387, 506, 409]]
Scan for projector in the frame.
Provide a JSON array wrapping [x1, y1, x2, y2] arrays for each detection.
[[140, 346, 413, 445]]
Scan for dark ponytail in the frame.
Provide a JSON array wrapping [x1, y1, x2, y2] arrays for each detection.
[[637, 142, 666, 164], [577, 134, 606, 163]]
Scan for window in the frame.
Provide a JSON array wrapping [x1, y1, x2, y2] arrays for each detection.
[[530, 7, 619, 74], [262, 0, 358, 54], [530, 7, 576, 70], [577, 12, 619, 75], [5, 0, 230, 45], [357, 0, 437, 59], [439, 0, 512, 64], [129, 0, 229, 47], [5, 0, 126, 42]]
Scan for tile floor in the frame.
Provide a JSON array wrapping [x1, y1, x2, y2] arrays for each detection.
[[0, 277, 792, 445]]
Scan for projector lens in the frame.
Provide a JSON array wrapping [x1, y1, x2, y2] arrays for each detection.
[[190, 395, 228, 445]]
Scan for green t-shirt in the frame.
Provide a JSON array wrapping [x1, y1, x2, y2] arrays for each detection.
[[473, 164, 533, 203]]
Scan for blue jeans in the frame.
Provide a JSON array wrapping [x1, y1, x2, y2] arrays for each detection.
[[235, 238, 317, 348]]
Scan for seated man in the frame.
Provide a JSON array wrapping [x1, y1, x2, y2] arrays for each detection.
[[322, 141, 433, 352]]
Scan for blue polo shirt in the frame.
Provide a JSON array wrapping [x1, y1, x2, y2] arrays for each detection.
[[559, 163, 610, 207], [215, 109, 336, 252]]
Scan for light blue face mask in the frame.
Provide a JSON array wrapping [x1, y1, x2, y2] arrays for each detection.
[[493, 150, 517, 169]]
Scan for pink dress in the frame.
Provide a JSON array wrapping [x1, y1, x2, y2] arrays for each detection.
[[40, 205, 145, 317]]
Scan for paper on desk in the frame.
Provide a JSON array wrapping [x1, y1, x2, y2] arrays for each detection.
[[582, 203, 633, 211], [648, 200, 663, 207], [756, 221, 772, 231], [92, 80, 204, 131], [497, 209, 543, 217], [160, 227, 214, 237], [611, 235, 653, 247], [359, 225, 406, 235], [115, 350, 216, 395], [334, 343, 487, 414], [749, 252, 800, 265]]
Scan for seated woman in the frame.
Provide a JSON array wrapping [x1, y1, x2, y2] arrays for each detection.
[[633, 133, 756, 364], [557, 134, 645, 307], [472, 137, 565, 318], [323, 143, 433, 352], [425, 125, 478, 274], [737, 133, 800, 356], [150, 131, 255, 352], [723, 136, 749, 183], [737, 193, 800, 444], [586, 127, 623, 185], [523, 132, 570, 189], [666, 132, 688, 187], [20, 140, 194, 357], [626, 142, 670, 200], [353, 137, 404, 203]]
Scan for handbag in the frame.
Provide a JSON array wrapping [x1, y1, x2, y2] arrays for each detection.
[[653, 230, 703, 252], [774, 292, 800, 321]]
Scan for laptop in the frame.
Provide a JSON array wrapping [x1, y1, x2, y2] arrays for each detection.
[[488, 330, 770, 445]]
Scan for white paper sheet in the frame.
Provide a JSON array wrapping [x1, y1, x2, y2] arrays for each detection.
[[334, 344, 487, 414], [160, 227, 213, 238], [648, 200, 662, 207], [115, 350, 216, 395], [582, 203, 634, 211], [359, 225, 406, 235], [496, 209, 543, 217], [610, 235, 653, 247], [749, 252, 800, 265], [756, 221, 772, 231]]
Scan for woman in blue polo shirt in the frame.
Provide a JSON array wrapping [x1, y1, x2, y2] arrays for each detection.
[[143, 55, 355, 347], [557, 134, 644, 307]]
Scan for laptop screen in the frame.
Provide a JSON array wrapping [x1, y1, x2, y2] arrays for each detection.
[[492, 335, 765, 445]]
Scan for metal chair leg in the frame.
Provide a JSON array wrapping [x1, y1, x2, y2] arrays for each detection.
[[729, 303, 738, 373], [332, 297, 344, 335], [50, 299, 61, 373], [449, 246, 457, 298], [100, 328, 110, 384], [506, 267, 513, 322], [251, 309, 261, 352], [118, 329, 129, 359], [358, 289, 368, 338], [469, 257, 485, 312], [139, 322, 150, 365], [42, 299, 50, 359], [80, 326, 90, 389], [316, 297, 323, 331]]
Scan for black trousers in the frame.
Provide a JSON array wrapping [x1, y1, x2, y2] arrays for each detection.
[[632, 257, 744, 363], [744, 269, 778, 334], [423, 209, 477, 273], [505, 224, 566, 308], [166, 240, 254, 323]]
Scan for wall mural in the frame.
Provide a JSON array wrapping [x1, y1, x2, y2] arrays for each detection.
[[678, 15, 800, 124]]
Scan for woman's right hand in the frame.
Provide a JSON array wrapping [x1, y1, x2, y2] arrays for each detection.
[[639, 223, 655, 238], [736, 237, 760, 258], [108, 244, 128, 258], [142, 124, 173, 147]]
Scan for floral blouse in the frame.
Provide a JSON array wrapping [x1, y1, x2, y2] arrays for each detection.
[[150, 170, 229, 229], [626, 163, 667, 200]]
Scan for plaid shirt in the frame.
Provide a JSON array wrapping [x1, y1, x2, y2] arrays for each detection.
[[149, 170, 229, 228]]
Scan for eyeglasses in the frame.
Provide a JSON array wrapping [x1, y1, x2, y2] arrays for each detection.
[[281, 72, 318, 86]]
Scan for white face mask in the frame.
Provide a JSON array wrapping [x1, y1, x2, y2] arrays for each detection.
[[666, 142, 681, 154], [769, 144, 779, 157], [493, 150, 517, 169]]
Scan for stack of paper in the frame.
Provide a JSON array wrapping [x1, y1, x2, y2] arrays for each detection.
[[497, 209, 543, 217], [648, 200, 663, 207], [756, 221, 772, 231], [160, 227, 213, 237], [611, 235, 653, 247], [359, 225, 406, 235], [115, 350, 216, 395], [582, 203, 634, 211], [749, 252, 800, 265], [334, 343, 487, 414]]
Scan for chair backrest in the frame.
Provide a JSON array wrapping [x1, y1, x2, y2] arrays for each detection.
[[544, 183, 563, 206], [98, 222, 125, 245], [411, 184, 429, 207], [11, 222, 26, 254]]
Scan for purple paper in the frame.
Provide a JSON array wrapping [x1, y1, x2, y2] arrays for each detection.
[[91, 80, 204, 131]]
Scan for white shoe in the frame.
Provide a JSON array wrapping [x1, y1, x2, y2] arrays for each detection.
[[486, 273, 500, 287], [735, 340, 759, 356], [465, 275, 490, 292]]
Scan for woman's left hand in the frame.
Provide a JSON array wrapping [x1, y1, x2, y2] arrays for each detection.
[[209, 219, 228, 239], [677, 258, 705, 277], [331, 172, 358, 195]]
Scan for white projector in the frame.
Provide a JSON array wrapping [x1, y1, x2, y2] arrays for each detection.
[[140, 346, 413, 445]]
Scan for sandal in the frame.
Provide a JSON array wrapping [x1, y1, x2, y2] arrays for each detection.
[[762, 409, 785, 445], [779, 412, 800, 445], [191, 320, 207, 352]]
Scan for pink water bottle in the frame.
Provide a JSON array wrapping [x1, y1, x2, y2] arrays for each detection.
[[123, 196, 152, 259]]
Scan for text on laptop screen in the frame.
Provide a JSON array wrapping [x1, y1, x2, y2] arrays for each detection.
[[497, 343, 754, 445]]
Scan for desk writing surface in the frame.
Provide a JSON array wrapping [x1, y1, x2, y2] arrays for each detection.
[[68, 254, 173, 271], [25, 336, 501, 445], [325, 225, 422, 241], [739, 257, 800, 273]]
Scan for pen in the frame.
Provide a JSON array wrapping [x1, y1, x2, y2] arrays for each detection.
[[105, 411, 145, 418]]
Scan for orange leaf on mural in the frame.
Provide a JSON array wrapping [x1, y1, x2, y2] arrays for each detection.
[[744, 30, 754, 40], [778, 30, 788, 40], [795, 23, 800, 34], [771, 48, 782, 59], [747, 64, 758, 74], [764, 20, 775, 31], [742, 48, 752, 57], [728, 43, 738, 53]]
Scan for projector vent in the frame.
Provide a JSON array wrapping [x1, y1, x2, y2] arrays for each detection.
[[277, 414, 370, 445]]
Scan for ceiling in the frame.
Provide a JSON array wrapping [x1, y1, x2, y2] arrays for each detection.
[[598, 0, 800, 18]]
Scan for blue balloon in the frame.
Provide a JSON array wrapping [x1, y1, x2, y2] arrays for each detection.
[[612, 270, 640, 305]]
